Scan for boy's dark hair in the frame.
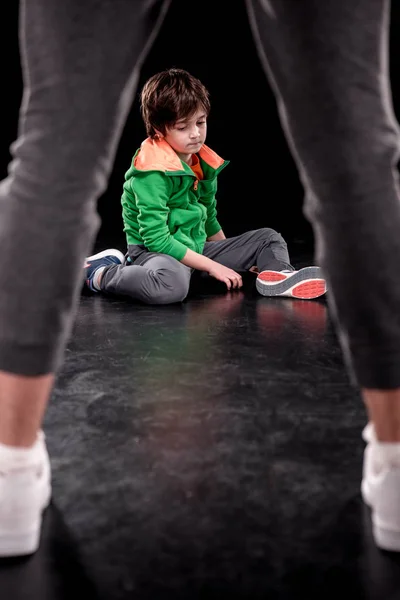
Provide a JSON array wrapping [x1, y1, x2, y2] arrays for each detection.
[[140, 68, 210, 138]]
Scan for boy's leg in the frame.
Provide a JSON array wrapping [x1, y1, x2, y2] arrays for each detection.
[[203, 229, 326, 299], [246, 0, 400, 549], [99, 252, 192, 304], [203, 229, 293, 272], [0, 0, 171, 556]]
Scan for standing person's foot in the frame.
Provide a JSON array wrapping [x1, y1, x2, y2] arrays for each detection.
[[84, 249, 125, 292], [0, 432, 51, 557], [256, 266, 326, 300], [361, 423, 400, 552]]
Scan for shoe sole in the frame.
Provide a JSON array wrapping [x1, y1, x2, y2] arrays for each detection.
[[256, 267, 326, 299]]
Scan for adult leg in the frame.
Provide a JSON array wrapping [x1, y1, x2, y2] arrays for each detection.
[[0, 0, 171, 556], [0, 0, 171, 437], [246, 0, 400, 549]]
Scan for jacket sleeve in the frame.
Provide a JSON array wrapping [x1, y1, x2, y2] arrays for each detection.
[[131, 172, 188, 261]]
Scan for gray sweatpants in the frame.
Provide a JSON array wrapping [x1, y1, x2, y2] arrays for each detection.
[[100, 228, 293, 304], [0, 0, 399, 389]]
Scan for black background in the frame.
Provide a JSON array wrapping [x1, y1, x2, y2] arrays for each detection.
[[1, 1, 400, 252]]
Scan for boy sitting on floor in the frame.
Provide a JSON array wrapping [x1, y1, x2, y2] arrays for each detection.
[[84, 68, 326, 303]]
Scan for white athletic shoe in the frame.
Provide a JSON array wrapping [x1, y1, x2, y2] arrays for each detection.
[[0, 432, 51, 557], [361, 423, 400, 552]]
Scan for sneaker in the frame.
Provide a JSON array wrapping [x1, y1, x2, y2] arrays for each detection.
[[256, 266, 326, 299], [0, 432, 51, 557], [84, 249, 125, 291], [361, 423, 400, 552]]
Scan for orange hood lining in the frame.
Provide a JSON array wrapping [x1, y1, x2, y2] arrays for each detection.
[[133, 137, 225, 172]]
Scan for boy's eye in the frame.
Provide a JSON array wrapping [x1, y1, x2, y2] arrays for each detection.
[[176, 120, 206, 131]]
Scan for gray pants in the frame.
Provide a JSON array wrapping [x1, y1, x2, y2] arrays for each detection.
[[101, 228, 293, 304], [0, 0, 398, 389]]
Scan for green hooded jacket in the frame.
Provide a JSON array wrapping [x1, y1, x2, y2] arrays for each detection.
[[121, 137, 229, 261]]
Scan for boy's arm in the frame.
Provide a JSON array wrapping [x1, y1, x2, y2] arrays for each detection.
[[180, 248, 214, 271], [181, 248, 243, 289], [207, 229, 226, 241]]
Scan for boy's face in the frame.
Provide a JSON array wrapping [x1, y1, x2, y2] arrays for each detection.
[[163, 108, 207, 156]]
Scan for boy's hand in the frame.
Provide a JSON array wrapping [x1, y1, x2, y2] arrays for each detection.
[[207, 262, 243, 290]]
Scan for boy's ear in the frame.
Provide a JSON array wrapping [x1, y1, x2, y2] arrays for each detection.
[[154, 129, 164, 140]]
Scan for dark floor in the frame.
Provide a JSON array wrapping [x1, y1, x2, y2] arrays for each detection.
[[1, 249, 400, 600]]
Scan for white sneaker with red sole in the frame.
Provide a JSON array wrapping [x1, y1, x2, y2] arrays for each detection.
[[0, 432, 51, 557], [256, 266, 326, 300]]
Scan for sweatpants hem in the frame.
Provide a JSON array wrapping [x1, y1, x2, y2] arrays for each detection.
[[351, 357, 400, 390], [0, 342, 63, 376]]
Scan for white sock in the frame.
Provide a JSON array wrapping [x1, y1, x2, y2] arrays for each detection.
[[0, 432, 44, 471], [93, 266, 106, 291]]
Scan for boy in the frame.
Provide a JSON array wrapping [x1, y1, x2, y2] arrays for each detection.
[[84, 68, 326, 302]]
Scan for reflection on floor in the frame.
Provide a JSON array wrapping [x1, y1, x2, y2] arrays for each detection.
[[1, 254, 400, 600]]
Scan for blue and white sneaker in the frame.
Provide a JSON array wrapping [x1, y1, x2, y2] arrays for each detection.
[[84, 249, 125, 291]]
